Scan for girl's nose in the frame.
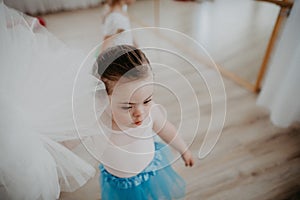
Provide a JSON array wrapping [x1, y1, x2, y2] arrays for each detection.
[[132, 105, 144, 118]]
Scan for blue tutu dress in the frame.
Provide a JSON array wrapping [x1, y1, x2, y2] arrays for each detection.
[[99, 142, 186, 200]]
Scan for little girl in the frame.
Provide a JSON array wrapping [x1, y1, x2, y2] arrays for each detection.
[[101, 0, 136, 50], [95, 45, 194, 200]]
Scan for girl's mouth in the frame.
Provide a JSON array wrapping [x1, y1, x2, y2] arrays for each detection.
[[134, 121, 142, 125]]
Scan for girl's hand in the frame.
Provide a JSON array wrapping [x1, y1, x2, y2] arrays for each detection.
[[182, 150, 194, 167]]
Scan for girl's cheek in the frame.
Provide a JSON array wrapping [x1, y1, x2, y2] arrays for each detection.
[[145, 104, 152, 115], [116, 111, 132, 123]]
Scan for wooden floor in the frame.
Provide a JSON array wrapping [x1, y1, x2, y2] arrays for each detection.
[[41, 0, 300, 199]]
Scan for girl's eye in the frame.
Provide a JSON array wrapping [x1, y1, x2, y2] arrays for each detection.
[[121, 106, 132, 110], [144, 99, 152, 105]]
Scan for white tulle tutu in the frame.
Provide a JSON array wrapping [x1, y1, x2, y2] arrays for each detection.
[[0, 3, 108, 200], [257, 0, 300, 127]]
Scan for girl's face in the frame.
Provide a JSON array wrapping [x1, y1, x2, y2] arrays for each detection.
[[109, 75, 153, 130]]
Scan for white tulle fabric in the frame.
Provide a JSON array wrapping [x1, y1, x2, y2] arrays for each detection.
[[4, 0, 101, 15], [0, 3, 109, 200], [257, 0, 300, 127]]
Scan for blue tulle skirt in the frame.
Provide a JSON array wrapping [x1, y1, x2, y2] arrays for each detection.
[[99, 142, 186, 200]]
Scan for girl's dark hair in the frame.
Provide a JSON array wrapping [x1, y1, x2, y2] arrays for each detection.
[[96, 45, 151, 95]]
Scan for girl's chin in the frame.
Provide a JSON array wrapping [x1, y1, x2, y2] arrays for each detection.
[[117, 120, 143, 129]]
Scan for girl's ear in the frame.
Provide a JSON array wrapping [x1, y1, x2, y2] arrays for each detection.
[[108, 95, 113, 106], [104, 99, 112, 116], [101, 78, 115, 96]]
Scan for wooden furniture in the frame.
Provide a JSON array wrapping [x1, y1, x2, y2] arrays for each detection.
[[254, 0, 294, 92], [152, 0, 294, 93]]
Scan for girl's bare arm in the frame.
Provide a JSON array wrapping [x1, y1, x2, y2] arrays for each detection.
[[152, 104, 194, 167]]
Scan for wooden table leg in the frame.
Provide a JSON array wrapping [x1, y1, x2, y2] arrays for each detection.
[[254, 0, 293, 93]]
